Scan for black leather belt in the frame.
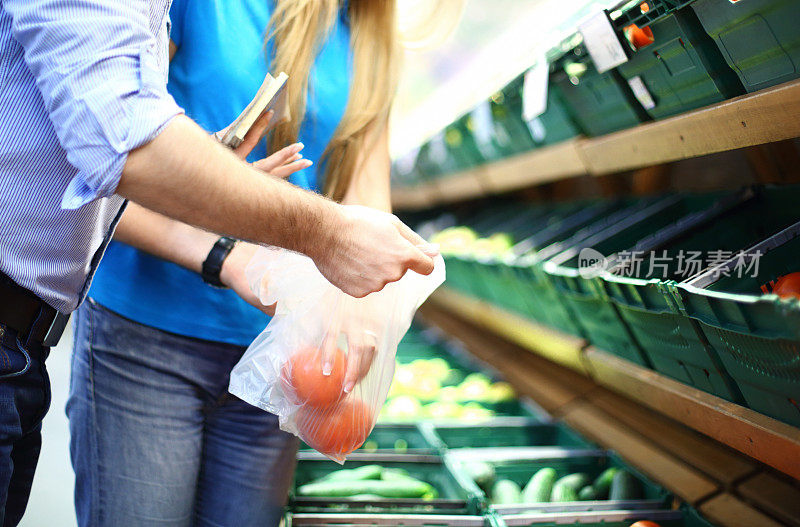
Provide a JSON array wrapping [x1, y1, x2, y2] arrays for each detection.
[[0, 272, 69, 348]]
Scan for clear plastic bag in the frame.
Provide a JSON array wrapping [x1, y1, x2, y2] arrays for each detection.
[[228, 246, 445, 463]]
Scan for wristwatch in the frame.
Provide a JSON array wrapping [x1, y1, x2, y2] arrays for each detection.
[[202, 237, 237, 288]]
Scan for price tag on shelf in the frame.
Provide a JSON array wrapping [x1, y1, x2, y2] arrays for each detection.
[[428, 131, 448, 164], [522, 58, 549, 122], [579, 10, 628, 73], [471, 100, 496, 158], [526, 117, 546, 143], [627, 75, 656, 110]]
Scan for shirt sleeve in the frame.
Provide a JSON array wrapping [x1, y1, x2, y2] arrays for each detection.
[[4, 0, 184, 209], [169, 0, 189, 48]]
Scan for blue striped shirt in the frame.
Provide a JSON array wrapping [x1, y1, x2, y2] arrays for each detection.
[[0, 0, 183, 313]]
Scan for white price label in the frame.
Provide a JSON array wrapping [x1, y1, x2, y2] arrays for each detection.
[[522, 58, 549, 122], [579, 11, 628, 73], [627, 76, 656, 110], [471, 101, 494, 147], [526, 117, 546, 143], [428, 131, 448, 163]]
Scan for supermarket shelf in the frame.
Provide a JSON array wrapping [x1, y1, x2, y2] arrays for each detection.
[[428, 288, 588, 374], [391, 181, 442, 211], [425, 287, 800, 481], [479, 139, 586, 195], [585, 346, 800, 482], [581, 79, 800, 175], [392, 79, 800, 210]]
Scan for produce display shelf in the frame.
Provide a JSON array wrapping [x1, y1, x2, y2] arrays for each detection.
[[391, 79, 800, 210], [425, 287, 800, 482], [584, 347, 800, 481], [417, 301, 800, 526], [429, 288, 588, 374]]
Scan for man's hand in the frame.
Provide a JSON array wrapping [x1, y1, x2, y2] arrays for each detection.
[[313, 205, 439, 299]]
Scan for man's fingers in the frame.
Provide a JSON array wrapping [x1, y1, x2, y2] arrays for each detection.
[[394, 219, 440, 257]]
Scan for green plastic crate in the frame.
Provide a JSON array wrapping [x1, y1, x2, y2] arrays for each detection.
[[501, 200, 658, 335], [692, 0, 800, 92], [414, 141, 439, 181], [286, 513, 493, 526], [422, 420, 593, 451], [513, 198, 663, 338], [614, 3, 744, 119], [544, 195, 723, 369], [524, 82, 582, 147], [445, 114, 488, 172], [500, 201, 631, 326], [291, 456, 483, 515], [448, 451, 669, 513], [489, 76, 539, 157], [489, 508, 711, 527], [671, 220, 800, 426], [602, 186, 800, 402], [552, 44, 647, 137], [298, 425, 438, 455]]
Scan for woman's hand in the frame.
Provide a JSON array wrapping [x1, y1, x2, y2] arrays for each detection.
[[220, 241, 277, 316], [218, 109, 313, 176]]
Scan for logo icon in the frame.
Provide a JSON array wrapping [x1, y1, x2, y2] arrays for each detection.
[[578, 247, 608, 279]]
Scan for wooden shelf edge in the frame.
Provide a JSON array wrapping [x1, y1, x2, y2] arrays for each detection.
[[584, 346, 800, 481], [428, 288, 588, 374], [391, 79, 800, 210], [562, 401, 720, 505], [581, 79, 800, 175]]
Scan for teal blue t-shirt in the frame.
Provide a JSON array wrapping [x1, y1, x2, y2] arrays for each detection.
[[89, 0, 352, 346]]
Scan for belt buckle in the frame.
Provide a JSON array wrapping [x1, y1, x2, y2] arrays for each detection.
[[42, 312, 70, 348]]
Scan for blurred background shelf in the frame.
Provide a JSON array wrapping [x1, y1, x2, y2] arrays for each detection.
[[392, 79, 800, 210], [423, 287, 800, 482]]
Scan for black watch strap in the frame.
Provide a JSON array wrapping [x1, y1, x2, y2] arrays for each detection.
[[202, 237, 236, 288]]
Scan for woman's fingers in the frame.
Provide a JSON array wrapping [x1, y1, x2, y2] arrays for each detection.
[[341, 327, 378, 394], [269, 158, 313, 179], [252, 142, 311, 178]]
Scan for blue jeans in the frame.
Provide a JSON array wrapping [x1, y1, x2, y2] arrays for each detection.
[[67, 299, 298, 527], [0, 324, 50, 527]]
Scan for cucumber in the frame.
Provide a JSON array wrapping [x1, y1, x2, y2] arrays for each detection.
[[577, 485, 598, 501], [348, 494, 385, 501], [463, 461, 496, 491], [381, 468, 416, 482], [491, 479, 522, 504], [320, 465, 383, 482], [609, 470, 642, 501], [521, 467, 557, 503], [298, 479, 435, 498], [591, 467, 618, 499], [551, 473, 590, 502]]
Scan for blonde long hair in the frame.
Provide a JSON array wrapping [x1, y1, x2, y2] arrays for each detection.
[[267, 0, 399, 202]]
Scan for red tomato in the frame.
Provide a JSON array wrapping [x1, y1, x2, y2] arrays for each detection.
[[624, 24, 655, 50], [296, 398, 373, 456], [281, 346, 345, 408], [630, 522, 662, 527], [773, 272, 800, 300]]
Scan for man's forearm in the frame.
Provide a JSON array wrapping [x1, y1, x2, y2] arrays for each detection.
[[117, 115, 336, 260]]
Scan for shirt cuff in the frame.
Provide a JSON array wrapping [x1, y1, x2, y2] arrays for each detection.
[[61, 44, 184, 210]]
